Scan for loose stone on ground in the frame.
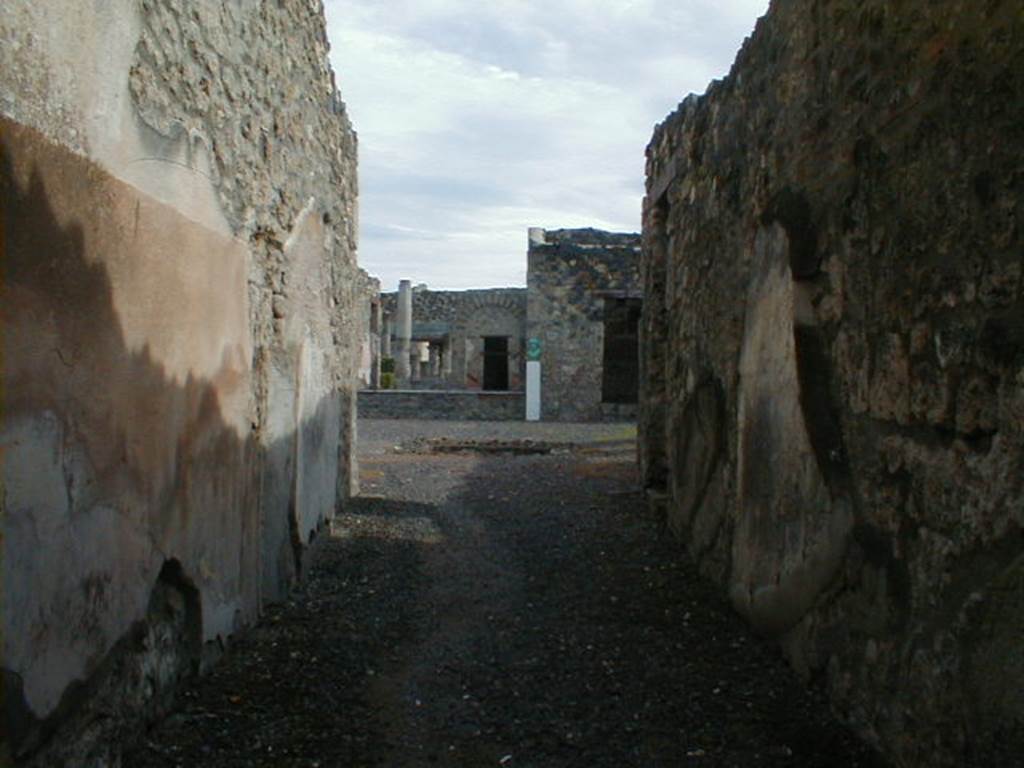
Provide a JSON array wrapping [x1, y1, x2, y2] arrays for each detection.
[[126, 419, 884, 767]]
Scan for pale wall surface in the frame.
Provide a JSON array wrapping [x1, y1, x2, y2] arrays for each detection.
[[1, 0, 361, 763]]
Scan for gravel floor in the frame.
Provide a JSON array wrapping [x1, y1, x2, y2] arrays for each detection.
[[125, 419, 885, 768]]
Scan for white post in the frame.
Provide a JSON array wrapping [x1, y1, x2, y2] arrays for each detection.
[[526, 360, 541, 421]]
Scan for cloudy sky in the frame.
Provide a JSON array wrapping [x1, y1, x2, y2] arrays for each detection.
[[323, 0, 769, 290]]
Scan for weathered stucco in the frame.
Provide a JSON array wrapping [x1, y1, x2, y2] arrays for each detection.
[[3, 118, 256, 728], [1, 0, 361, 763], [641, 1, 1023, 765]]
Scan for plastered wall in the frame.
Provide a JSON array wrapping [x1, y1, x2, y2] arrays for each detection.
[[1, 1, 361, 763]]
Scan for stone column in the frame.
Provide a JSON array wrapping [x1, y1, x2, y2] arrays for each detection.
[[395, 280, 412, 384], [382, 314, 392, 358], [429, 344, 440, 377], [411, 341, 427, 382], [370, 300, 382, 389], [442, 342, 453, 380]]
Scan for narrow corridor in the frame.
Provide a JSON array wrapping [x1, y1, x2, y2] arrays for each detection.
[[127, 420, 883, 768]]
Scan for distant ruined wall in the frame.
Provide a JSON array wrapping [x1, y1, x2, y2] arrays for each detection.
[[380, 288, 527, 389], [641, 1, 1023, 765], [381, 288, 528, 328], [528, 228, 642, 422], [1, 0, 360, 764], [357, 271, 382, 389]]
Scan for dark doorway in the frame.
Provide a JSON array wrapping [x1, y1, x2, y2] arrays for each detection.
[[602, 297, 641, 403], [483, 336, 510, 391]]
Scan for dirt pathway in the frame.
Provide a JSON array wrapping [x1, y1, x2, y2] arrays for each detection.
[[126, 420, 884, 768]]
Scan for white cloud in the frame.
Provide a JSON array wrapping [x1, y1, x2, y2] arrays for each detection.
[[324, 0, 768, 289]]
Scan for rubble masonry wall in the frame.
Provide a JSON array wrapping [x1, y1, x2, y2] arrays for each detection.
[[640, 1, 1023, 765], [528, 228, 642, 422], [380, 288, 527, 389]]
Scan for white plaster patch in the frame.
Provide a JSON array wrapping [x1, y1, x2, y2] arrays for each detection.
[[283, 199, 343, 542], [730, 225, 852, 635]]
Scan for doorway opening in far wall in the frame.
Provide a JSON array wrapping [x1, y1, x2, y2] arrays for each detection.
[[602, 297, 642, 403], [483, 336, 510, 391]]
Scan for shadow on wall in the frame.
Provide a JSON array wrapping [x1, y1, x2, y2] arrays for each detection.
[[1, 120, 343, 765], [640, 2, 1024, 761]]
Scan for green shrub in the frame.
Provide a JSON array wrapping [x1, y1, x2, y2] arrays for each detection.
[[380, 372, 395, 389]]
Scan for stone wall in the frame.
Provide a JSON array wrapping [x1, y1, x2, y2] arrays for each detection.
[[527, 228, 642, 421], [381, 287, 527, 390], [357, 271, 383, 389], [1, 1, 361, 764], [640, 1, 1023, 765], [358, 390, 526, 421]]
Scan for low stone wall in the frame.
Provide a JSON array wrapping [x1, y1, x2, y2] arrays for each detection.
[[359, 390, 526, 421], [380, 287, 528, 390]]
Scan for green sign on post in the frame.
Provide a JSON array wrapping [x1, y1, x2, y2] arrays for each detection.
[[526, 337, 542, 361]]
